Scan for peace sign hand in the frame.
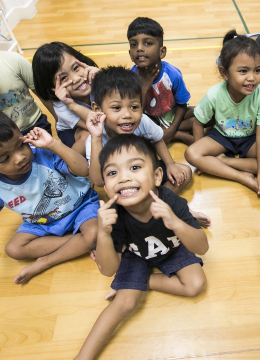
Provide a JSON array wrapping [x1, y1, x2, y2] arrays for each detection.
[[98, 195, 118, 235]]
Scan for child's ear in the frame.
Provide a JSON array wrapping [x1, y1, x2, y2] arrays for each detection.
[[154, 167, 163, 187], [160, 46, 167, 60], [219, 66, 228, 81], [91, 101, 102, 112]]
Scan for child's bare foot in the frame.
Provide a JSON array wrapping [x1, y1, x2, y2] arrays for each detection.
[[239, 172, 258, 192], [189, 209, 211, 228], [14, 257, 47, 285], [104, 288, 117, 301], [90, 249, 96, 261]]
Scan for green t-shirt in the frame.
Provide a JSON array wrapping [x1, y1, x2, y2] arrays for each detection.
[[0, 51, 41, 131], [194, 81, 260, 138]]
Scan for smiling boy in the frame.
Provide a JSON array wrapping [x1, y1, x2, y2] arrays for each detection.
[[127, 17, 195, 145], [75, 134, 208, 360]]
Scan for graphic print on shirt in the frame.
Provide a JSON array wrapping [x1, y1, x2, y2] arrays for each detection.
[[221, 116, 253, 137], [146, 72, 175, 116], [129, 235, 180, 260], [0, 88, 33, 120], [21, 170, 72, 224]]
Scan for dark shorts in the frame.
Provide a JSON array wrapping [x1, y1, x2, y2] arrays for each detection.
[[207, 128, 256, 158], [21, 114, 52, 136], [57, 128, 77, 148], [111, 245, 203, 292]]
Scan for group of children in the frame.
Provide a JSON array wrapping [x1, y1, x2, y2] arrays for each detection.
[[1, 16, 260, 360]]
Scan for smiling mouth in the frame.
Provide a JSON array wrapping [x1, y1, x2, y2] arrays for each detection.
[[118, 187, 140, 196], [75, 81, 88, 91], [118, 123, 134, 130], [136, 56, 147, 60], [243, 84, 255, 89]]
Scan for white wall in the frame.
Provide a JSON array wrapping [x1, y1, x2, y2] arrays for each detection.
[[0, 0, 38, 30]]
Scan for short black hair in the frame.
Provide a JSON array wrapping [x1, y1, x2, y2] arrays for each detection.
[[0, 112, 19, 144], [127, 17, 164, 46], [32, 42, 98, 101], [220, 35, 260, 71], [91, 66, 142, 107], [99, 134, 159, 180]]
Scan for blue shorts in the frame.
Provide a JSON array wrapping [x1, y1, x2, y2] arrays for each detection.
[[17, 188, 99, 237], [111, 245, 203, 292], [207, 128, 256, 158], [21, 114, 52, 136], [57, 128, 77, 148]]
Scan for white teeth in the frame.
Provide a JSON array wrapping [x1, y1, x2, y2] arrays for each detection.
[[77, 82, 87, 90], [120, 123, 132, 127], [120, 188, 137, 194]]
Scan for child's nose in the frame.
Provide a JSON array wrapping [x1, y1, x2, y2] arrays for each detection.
[[137, 43, 144, 51], [14, 152, 25, 164]]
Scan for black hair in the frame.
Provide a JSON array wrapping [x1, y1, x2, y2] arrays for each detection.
[[127, 17, 164, 46], [219, 35, 260, 71], [32, 42, 98, 102], [0, 112, 19, 144], [99, 134, 159, 180], [256, 35, 260, 45], [222, 29, 239, 45], [91, 66, 142, 107]]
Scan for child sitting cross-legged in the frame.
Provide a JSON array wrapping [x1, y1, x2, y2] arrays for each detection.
[[74, 134, 208, 360], [0, 112, 99, 284], [127, 17, 196, 145], [86, 65, 211, 227]]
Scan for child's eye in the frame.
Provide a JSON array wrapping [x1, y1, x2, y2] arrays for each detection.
[[130, 165, 141, 171], [107, 170, 117, 176], [131, 105, 140, 110], [0, 156, 9, 164], [60, 75, 68, 82], [145, 41, 152, 46], [255, 68, 260, 73], [239, 70, 247, 74], [112, 106, 121, 111], [74, 65, 80, 71], [130, 43, 136, 48]]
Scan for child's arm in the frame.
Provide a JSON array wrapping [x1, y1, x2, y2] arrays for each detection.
[[95, 196, 122, 276], [137, 65, 160, 110], [150, 190, 208, 255], [256, 125, 260, 196], [86, 111, 107, 187], [193, 118, 205, 143], [163, 104, 187, 145], [24, 127, 89, 177], [154, 138, 187, 186], [54, 75, 91, 130]]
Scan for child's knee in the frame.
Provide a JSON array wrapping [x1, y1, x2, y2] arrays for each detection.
[[5, 242, 23, 260], [186, 275, 207, 297], [185, 146, 198, 165], [116, 291, 141, 316]]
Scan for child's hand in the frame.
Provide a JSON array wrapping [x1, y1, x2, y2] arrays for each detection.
[[150, 190, 175, 229], [23, 127, 54, 149], [166, 163, 187, 186], [76, 60, 99, 84], [86, 111, 106, 137], [137, 64, 160, 90], [53, 75, 74, 106], [98, 195, 118, 235]]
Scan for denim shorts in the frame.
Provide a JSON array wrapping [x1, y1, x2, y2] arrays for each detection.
[[207, 128, 256, 158], [57, 128, 77, 148], [21, 114, 52, 136], [17, 188, 99, 237], [111, 244, 203, 292]]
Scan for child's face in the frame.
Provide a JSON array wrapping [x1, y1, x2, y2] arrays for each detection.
[[222, 52, 260, 102], [95, 92, 142, 138], [103, 146, 162, 209], [54, 53, 91, 101], [0, 129, 33, 181], [128, 33, 166, 69]]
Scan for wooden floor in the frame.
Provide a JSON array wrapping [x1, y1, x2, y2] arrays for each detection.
[[1, 0, 260, 359]]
